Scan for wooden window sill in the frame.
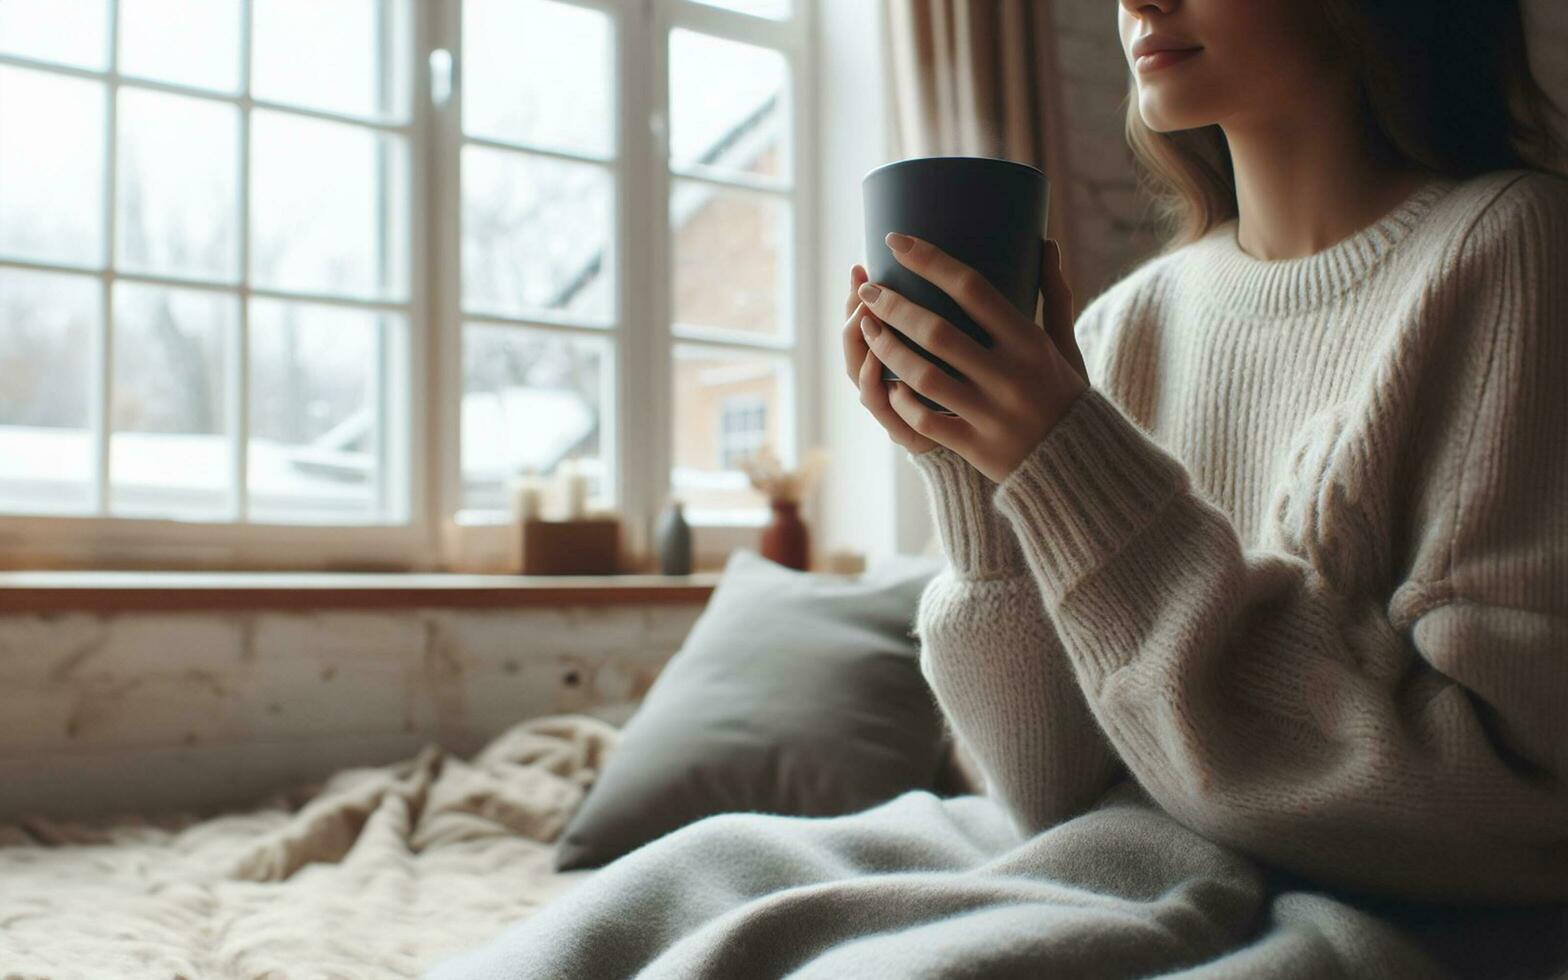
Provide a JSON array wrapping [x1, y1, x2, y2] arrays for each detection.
[[0, 571, 723, 614]]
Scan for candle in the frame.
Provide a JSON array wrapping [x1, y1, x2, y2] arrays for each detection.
[[509, 474, 542, 523], [555, 458, 589, 520], [823, 548, 866, 576]]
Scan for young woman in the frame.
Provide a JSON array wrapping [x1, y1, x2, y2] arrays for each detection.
[[844, 0, 1567, 901], [432, 2, 1567, 976]]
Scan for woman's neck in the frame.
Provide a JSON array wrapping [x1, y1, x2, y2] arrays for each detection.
[[1224, 106, 1428, 261]]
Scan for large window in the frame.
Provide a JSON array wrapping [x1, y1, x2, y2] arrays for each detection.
[[0, 0, 411, 528], [0, 0, 815, 567]]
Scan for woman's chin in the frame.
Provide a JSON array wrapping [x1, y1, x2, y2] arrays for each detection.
[[1136, 93, 1216, 135]]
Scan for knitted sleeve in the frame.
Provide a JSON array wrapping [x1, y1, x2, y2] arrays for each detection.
[[906, 293, 1126, 833], [986, 176, 1568, 902]]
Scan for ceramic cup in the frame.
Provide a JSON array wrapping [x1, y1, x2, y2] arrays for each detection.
[[861, 156, 1049, 415]]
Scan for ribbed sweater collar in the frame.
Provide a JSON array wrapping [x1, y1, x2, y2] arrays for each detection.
[[1181, 176, 1459, 317]]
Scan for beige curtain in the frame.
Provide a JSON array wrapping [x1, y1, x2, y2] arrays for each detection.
[[884, 0, 1079, 291]]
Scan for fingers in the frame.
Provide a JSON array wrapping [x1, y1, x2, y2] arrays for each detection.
[[846, 264, 867, 320], [1038, 239, 1087, 384], [882, 233, 1034, 350], [841, 299, 873, 383], [842, 265, 874, 383], [855, 310, 985, 418], [854, 281, 999, 385], [841, 265, 869, 381], [1033, 239, 1054, 328], [856, 349, 928, 450], [886, 380, 972, 446]]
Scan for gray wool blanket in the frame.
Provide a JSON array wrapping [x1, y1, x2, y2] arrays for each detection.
[[423, 778, 1568, 979]]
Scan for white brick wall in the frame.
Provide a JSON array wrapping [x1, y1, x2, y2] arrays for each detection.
[[0, 603, 705, 820]]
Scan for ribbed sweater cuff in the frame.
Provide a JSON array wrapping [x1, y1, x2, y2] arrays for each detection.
[[992, 387, 1189, 604], [906, 446, 1027, 579]]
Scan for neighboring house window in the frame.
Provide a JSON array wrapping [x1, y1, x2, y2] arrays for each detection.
[[717, 394, 767, 471], [0, 0, 815, 567]]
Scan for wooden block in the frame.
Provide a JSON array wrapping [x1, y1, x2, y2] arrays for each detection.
[[520, 518, 622, 575]]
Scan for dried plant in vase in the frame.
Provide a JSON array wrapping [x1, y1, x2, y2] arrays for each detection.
[[739, 446, 829, 571]]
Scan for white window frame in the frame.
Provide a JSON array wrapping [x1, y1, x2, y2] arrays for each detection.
[[0, 0, 819, 572]]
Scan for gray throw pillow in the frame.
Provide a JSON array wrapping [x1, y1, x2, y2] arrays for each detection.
[[554, 548, 947, 871]]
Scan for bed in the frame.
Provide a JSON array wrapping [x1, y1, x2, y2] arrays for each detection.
[[0, 713, 614, 979]]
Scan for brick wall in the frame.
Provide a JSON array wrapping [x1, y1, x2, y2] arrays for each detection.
[[1051, 0, 1161, 304]]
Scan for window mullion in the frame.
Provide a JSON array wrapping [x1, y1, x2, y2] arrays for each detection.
[[372, 0, 394, 524], [649, 0, 676, 550], [230, 0, 254, 523], [395, 0, 432, 536], [90, 1, 121, 517], [616, 0, 667, 566], [430, 0, 464, 550]]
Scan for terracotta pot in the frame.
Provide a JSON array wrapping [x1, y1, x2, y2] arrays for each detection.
[[760, 499, 810, 570]]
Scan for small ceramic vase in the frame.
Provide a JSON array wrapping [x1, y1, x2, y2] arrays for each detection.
[[760, 499, 809, 570], [655, 498, 692, 575]]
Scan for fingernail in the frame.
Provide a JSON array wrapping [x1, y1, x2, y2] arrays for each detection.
[[857, 282, 882, 304], [859, 315, 881, 337], [885, 232, 914, 253]]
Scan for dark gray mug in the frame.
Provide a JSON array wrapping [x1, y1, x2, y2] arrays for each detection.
[[861, 156, 1049, 415]]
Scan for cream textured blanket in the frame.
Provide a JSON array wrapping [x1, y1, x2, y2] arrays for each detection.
[[0, 714, 613, 979]]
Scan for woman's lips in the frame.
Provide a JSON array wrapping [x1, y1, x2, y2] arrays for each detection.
[[1129, 33, 1203, 73], [1134, 47, 1201, 73]]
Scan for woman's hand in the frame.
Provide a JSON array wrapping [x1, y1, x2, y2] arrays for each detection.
[[840, 262, 939, 455], [847, 234, 1090, 483]]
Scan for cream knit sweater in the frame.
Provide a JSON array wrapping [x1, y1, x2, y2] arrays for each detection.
[[908, 169, 1568, 905]]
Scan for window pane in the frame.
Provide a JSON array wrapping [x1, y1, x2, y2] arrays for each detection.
[[0, 67, 106, 266], [463, 0, 612, 156], [251, 110, 408, 300], [669, 30, 788, 181], [0, 269, 97, 514], [672, 346, 789, 518], [671, 181, 788, 337], [0, 0, 109, 70], [252, 0, 398, 119], [461, 325, 610, 513], [688, 0, 791, 19], [717, 394, 767, 470], [116, 88, 239, 281], [119, 0, 242, 92], [249, 299, 383, 524], [110, 283, 234, 519], [462, 146, 612, 322]]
